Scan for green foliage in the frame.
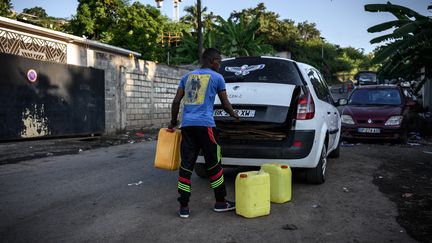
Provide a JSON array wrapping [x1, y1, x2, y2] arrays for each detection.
[[0, 0, 14, 18], [109, 2, 168, 61], [180, 3, 216, 32], [365, 2, 432, 87], [229, 3, 301, 52], [69, 0, 128, 40], [213, 15, 275, 57], [23, 7, 48, 18], [297, 21, 321, 41]]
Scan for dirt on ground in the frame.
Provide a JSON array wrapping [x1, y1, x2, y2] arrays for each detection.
[[341, 133, 432, 243], [371, 140, 432, 243], [1, 130, 432, 242], [0, 130, 158, 164]]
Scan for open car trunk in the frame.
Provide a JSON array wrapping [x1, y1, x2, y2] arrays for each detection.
[[214, 82, 301, 141]]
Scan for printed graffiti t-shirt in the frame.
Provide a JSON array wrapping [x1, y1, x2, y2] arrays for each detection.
[[179, 68, 226, 127]]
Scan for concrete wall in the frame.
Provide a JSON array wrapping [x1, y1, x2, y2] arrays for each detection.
[[67, 44, 192, 134]]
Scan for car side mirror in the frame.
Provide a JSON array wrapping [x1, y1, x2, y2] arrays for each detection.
[[338, 98, 348, 106]]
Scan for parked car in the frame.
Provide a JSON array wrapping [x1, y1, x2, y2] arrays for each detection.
[[354, 71, 379, 86], [339, 85, 417, 143], [195, 56, 341, 184]]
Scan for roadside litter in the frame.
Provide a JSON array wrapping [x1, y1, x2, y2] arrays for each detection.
[[282, 224, 298, 230], [402, 193, 413, 198], [423, 151, 432, 155], [341, 141, 355, 147], [128, 181, 143, 186], [407, 142, 421, 146]]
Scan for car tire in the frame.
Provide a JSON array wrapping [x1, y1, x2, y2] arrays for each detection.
[[194, 163, 208, 178], [306, 144, 327, 184], [328, 141, 340, 158]]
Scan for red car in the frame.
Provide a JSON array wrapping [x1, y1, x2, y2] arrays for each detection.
[[339, 85, 416, 143]]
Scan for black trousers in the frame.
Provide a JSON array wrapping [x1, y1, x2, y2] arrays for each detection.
[[177, 126, 227, 206]]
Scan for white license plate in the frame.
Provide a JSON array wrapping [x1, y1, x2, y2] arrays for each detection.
[[358, 128, 381, 133], [213, 109, 256, 118]]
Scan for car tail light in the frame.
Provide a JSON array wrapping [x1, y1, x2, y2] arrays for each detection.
[[296, 92, 315, 120], [293, 140, 303, 147]]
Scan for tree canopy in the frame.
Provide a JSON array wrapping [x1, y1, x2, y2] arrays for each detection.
[[1, 1, 377, 82], [23, 7, 48, 18], [0, 0, 14, 18]]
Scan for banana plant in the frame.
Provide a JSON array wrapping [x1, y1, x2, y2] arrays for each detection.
[[365, 2, 432, 93], [212, 14, 275, 57]]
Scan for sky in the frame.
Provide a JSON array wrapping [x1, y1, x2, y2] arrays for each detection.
[[11, 0, 432, 53]]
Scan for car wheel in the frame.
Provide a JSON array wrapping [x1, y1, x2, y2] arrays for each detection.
[[306, 144, 327, 184], [194, 163, 208, 178], [328, 141, 340, 158]]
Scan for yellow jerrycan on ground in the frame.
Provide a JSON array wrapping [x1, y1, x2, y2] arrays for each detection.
[[235, 171, 270, 218], [154, 128, 181, 170], [261, 163, 292, 203]]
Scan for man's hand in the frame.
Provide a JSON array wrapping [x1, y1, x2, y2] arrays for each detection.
[[167, 120, 177, 132], [168, 88, 184, 133]]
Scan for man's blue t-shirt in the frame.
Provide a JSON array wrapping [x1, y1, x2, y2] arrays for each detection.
[[179, 68, 226, 127]]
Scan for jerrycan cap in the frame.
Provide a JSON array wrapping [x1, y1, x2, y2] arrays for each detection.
[[240, 174, 248, 178], [281, 165, 289, 169]]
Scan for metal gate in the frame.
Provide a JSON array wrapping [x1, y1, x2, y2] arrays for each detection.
[[0, 53, 105, 140]]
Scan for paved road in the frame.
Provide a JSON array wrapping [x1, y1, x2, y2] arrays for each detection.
[[0, 141, 419, 242]]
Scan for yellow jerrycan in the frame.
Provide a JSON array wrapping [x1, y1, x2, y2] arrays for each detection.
[[154, 128, 181, 170], [261, 164, 292, 203], [235, 171, 270, 218]]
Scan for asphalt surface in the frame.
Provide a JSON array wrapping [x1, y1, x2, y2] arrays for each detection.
[[0, 140, 423, 242]]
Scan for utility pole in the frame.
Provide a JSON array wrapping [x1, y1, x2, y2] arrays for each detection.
[[197, 0, 203, 60]]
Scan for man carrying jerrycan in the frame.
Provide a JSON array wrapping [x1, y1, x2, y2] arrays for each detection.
[[168, 48, 240, 218]]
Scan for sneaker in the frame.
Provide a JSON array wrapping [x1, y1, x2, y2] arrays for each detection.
[[179, 207, 190, 218], [214, 200, 235, 212]]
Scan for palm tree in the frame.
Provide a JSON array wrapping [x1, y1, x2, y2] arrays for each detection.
[[365, 2, 432, 93], [181, 4, 206, 30]]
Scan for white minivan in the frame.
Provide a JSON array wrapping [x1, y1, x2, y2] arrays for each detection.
[[196, 56, 341, 184]]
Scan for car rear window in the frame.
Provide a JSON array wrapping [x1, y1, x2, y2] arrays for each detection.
[[219, 57, 303, 85], [349, 89, 402, 106]]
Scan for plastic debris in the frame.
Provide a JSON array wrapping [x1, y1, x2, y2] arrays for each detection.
[[312, 204, 321, 208], [282, 224, 298, 230], [378, 176, 384, 179], [78, 149, 83, 152], [342, 187, 350, 192], [423, 151, 432, 155], [128, 181, 143, 186], [341, 142, 354, 147], [407, 142, 420, 146], [402, 193, 413, 198], [46, 152, 53, 156], [135, 132, 145, 137]]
